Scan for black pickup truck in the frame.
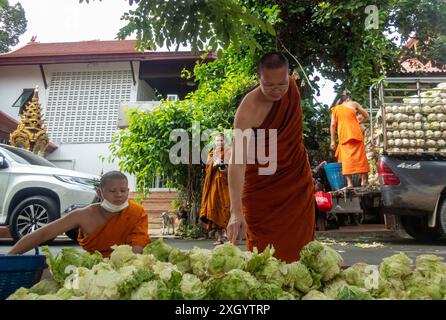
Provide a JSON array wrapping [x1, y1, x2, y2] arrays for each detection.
[[371, 77, 446, 240], [378, 155, 446, 240]]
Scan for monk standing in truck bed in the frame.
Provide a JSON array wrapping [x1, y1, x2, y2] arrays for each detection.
[[330, 94, 370, 188], [227, 52, 315, 263]]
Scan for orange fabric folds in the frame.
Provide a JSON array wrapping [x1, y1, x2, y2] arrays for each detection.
[[78, 200, 150, 257], [199, 150, 230, 230], [242, 78, 315, 263], [332, 104, 369, 175]]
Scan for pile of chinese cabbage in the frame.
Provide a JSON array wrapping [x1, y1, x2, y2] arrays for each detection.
[[7, 240, 446, 300]]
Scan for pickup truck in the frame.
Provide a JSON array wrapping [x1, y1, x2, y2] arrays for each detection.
[[371, 77, 446, 241]]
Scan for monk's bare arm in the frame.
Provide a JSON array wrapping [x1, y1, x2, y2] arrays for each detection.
[[330, 113, 337, 150], [355, 102, 369, 121], [129, 209, 149, 253], [228, 147, 246, 216], [227, 98, 251, 243], [8, 209, 83, 255]]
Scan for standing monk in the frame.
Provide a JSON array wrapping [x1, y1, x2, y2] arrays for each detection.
[[330, 94, 369, 187], [199, 134, 231, 245], [227, 52, 315, 263]]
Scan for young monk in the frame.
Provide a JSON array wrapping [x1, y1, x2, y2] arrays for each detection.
[[330, 94, 369, 187], [8, 171, 150, 257], [227, 52, 315, 263]]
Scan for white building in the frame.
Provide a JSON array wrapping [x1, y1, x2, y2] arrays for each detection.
[[0, 39, 215, 191]]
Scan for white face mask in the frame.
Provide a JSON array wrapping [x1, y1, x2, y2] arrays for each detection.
[[100, 199, 129, 213]]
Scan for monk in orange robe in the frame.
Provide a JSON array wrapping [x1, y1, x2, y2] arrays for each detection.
[[199, 134, 231, 245], [330, 94, 369, 187], [8, 171, 150, 257], [78, 199, 149, 257], [227, 52, 315, 263]]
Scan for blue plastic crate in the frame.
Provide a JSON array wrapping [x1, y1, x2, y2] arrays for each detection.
[[0, 248, 46, 300]]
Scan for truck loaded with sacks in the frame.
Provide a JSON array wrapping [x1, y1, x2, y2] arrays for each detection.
[[369, 77, 446, 241]]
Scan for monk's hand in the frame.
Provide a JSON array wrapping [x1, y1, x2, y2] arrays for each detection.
[[226, 211, 246, 245], [330, 142, 336, 151]]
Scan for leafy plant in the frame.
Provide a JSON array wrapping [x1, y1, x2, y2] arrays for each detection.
[[0, 0, 27, 52]]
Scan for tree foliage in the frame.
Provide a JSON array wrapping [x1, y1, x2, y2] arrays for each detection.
[[391, 0, 446, 66], [81, 0, 446, 100], [0, 0, 27, 53], [80, 0, 278, 52], [109, 48, 256, 223]]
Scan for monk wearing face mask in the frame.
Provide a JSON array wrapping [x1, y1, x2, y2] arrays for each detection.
[[8, 171, 150, 257]]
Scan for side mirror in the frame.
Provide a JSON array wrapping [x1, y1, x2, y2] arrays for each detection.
[[0, 155, 8, 169]]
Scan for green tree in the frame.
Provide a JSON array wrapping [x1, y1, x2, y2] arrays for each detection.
[[391, 0, 446, 66], [109, 48, 256, 225], [80, 0, 277, 53], [0, 0, 27, 53], [81, 0, 445, 100]]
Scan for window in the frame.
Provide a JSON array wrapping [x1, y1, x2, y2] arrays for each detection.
[[46, 70, 132, 143], [12, 89, 34, 114], [151, 174, 169, 188], [167, 94, 179, 102]]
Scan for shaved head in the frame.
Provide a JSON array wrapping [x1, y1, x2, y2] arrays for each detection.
[[100, 171, 128, 188], [257, 52, 289, 73]]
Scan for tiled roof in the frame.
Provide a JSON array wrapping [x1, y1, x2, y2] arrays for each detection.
[[0, 111, 18, 133], [0, 40, 216, 65], [401, 58, 446, 74], [0, 40, 140, 57], [404, 37, 416, 49]]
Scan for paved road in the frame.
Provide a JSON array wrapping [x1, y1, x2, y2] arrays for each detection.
[[2, 236, 446, 266]]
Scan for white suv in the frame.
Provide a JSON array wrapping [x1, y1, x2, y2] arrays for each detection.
[[0, 144, 99, 242]]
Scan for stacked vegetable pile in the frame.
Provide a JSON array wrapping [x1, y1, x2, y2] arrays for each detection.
[[384, 82, 446, 154], [7, 240, 446, 300]]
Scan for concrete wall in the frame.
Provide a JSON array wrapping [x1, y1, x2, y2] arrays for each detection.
[[0, 62, 143, 120], [0, 65, 47, 121]]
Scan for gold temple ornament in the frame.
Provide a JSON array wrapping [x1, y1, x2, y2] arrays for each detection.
[[9, 86, 49, 156]]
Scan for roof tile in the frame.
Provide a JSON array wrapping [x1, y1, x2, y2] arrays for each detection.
[[1, 40, 140, 57]]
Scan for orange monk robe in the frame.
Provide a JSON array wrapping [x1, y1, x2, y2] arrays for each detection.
[[199, 150, 230, 230], [242, 77, 315, 263], [78, 200, 150, 257], [332, 104, 369, 175]]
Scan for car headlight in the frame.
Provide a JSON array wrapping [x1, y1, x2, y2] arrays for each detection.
[[54, 175, 100, 189]]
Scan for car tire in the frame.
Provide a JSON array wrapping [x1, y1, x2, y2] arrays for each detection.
[[400, 215, 442, 242], [436, 198, 446, 237], [9, 196, 59, 243]]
